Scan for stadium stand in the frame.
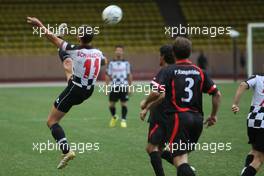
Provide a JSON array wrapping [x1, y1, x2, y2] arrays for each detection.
[[0, 0, 167, 56], [0, 0, 263, 81], [0, 0, 263, 55], [179, 0, 264, 51]]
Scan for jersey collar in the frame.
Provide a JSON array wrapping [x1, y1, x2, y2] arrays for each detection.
[[176, 59, 192, 64]]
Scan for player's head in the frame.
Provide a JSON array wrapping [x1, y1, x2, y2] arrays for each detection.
[[173, 36, 192, 60], [115, 45, 124, 60], [77, 25, 94, 45], [159, 44, 174, 66]]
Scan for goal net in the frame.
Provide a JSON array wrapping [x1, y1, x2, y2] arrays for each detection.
[[247, 23, 264, 77]]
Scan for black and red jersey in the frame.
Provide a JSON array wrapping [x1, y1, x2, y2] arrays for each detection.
[[152, 59, 218, 115]]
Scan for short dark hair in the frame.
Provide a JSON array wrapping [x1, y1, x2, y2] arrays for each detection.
[[173, 37, 192, 59], [78, 25, 94, 44], [115, 45, 124, 49], [160, 45, 174, 64]]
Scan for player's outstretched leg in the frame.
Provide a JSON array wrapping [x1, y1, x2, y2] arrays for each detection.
[[174, 154, 195, 176], [146, 144, 165, 176], [109, 102, 118, 127], [241, 150, 264, 176], [47, 106, 75, 169], [120, 101, 127, 128]]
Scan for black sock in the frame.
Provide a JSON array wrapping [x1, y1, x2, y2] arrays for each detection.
[[121, 105, 127, 120], [149, 151, 165, 176], [109, 106, 116, 117], [241, 166, 257, 176], [50, 123, 70, 154], [161, 151, 174, 165], [245, 154, 254, 167], [177, 163, 195, 176]]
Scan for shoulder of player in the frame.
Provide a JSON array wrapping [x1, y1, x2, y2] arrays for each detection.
[[58, 48, 70, 58], [163, 64, 176, 72], [65, 43, 102, 52], [89, 48, 103, 53], [108, 59, 116, 63], [64, 43, 79, 50], [120, 59, 130, 63], [251, 75, 264, 83], [157, 66, 173, 76], [255, 74, 264, 78], [246, 75, 257, 81]]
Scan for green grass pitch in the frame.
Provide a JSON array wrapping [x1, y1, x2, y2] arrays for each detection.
[[0, 83, 262, 176]]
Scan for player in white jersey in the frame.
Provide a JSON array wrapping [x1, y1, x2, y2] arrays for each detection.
[[27, 17, 106, 169], [58, 48, 72, 81], [55, 23, 73, 81], [232, 75, 264, 176], [105, 45, 132, 128]]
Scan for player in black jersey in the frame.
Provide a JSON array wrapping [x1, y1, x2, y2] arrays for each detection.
[[141, 37, 221, 176], [140, 45, 175, 176]]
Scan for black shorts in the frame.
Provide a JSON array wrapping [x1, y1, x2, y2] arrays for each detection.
[[54, 80, 94, 113], [247, 127, 264, 152], [164, 112, 203, 157], [148, 108, 166, 146], [109, 86, 129, 102]]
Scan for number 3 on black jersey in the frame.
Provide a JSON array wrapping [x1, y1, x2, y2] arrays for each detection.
[[181, 77, 194, 103]]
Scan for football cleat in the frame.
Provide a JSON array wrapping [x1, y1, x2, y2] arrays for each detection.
[[109, 115, 119, 127], [57, 150, 76, 169], [120, 120, 127, 128]]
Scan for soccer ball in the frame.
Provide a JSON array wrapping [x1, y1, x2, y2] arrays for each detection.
[[102, 5, 123, 25]]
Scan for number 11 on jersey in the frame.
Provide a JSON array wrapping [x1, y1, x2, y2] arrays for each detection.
[[83, 57, 100, 79]]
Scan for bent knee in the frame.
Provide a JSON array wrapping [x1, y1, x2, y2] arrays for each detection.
[[251, 152, 264, 169], [145, 146, 149, 153], [121, 102, 127, 106], [256, 153, 264, 163], [145, 144, 158, 154], [173, 154, 188, 167], [109, 102, 115, 107], [47, 116, 57, 128]]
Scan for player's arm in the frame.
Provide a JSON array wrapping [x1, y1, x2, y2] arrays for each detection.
[[140, 91, 161, 110], [140, 92, 165, 121], [105, 74, 111, 85], [127, 62, 133, 93], [141, 70, 167, 109], [232, 81, 249, 113], [26, 17, 63, 48], [101, 57, 108, 66], [105, 62, 112, 85], [140, 69, 167, 120], [128, 73, 133, 86], [204, 90, 221, 127], [202, 71, 222, 127]]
